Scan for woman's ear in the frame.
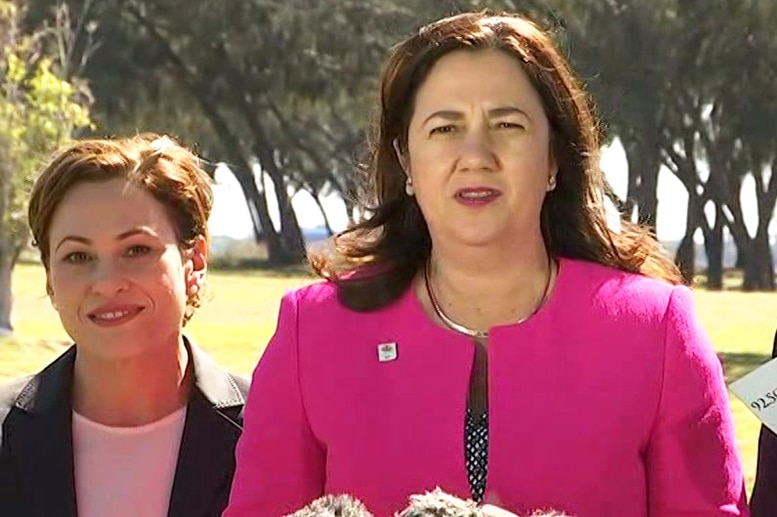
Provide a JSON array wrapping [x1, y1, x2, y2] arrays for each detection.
[[184, 236, 208, 293], [546, 150, 559, 191], [393, 139, 410, 175], [46, 277, 58, 311]]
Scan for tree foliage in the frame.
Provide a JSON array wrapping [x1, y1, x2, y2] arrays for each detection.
[[23, 0, 777, 287], [0, 0, 91, 331]]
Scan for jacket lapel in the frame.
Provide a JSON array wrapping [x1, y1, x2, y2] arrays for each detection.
[[11, 347, 78, 517], [167, 340, 246, 517]]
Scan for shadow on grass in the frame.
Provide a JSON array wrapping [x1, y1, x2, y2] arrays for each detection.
[[720, 352, 772, 383]]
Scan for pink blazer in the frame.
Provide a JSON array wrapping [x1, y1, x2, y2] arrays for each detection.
[[225, 258, 748, 517]]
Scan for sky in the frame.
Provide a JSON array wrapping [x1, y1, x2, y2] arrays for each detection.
[[208, 138, 765, 243]]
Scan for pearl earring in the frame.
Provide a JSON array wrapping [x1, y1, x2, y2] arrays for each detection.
[[405, 178, 414, 196], [548, 176, 557, 191]]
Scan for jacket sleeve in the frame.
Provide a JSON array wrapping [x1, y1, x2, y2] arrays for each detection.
[[748, 328, 777, 516], [224, 289, 325, 516], [646, 286, 749, 516], [0, 409, 21, 516]]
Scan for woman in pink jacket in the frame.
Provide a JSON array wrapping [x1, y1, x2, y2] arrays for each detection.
[[225, 11, 748, 517]]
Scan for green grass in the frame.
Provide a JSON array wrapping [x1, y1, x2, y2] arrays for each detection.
[[1, 263, 317, 379], [0, 263, 771, 495]]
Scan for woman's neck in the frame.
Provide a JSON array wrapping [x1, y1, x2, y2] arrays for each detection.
[[421, 234, 556, 332], [72, 337, 191, 427]]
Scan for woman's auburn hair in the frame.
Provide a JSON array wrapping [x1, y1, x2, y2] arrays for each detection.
[[28, 132, 213, 323]]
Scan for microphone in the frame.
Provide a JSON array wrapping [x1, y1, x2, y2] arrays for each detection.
[[285, 494, 373, 517]]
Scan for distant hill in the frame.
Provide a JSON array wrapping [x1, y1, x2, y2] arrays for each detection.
[[211, 229, 771, 272], [661, 237, 763, 271], [210, 226, 333, 257]]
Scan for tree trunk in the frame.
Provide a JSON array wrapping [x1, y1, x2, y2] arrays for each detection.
[[725, 214, 755, 291], [264, 169, 305, 264], [743, 225, 775, 291], [0, 142, 12, 334], [308, 188, 335, 236], [745, 167, 777, 291], [622, 137, 639, 222], [254, 143, 306, 265], [218, 145, 286, 260], [735, 249, 744, 269], [704, 203, 724, 290], [636, 146, 660, 230], [0, 242, 13, 335], [675, 234, 695, 284], [231, 165, 281, 249], [725, 169, 777, 291], [675, 188, 698, 283], [623, 135, 661, 229]]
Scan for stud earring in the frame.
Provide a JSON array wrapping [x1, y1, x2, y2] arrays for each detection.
[[548, 176, 557, 191], [405, 178, 415, 196]]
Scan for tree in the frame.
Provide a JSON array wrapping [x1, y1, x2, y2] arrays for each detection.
[[0, 0, 91, 333], [26, 0, 545, 265], [657, 0, 777, 290], [557, 0, 677, 231], [40, 0, 777, 288], [560, 0, 777, 289]]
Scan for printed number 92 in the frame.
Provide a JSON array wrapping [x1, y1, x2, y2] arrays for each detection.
[[751, 390, 777, 412]]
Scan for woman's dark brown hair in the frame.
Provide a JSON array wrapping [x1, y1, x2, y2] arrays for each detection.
[[310, 11, 682, 311]]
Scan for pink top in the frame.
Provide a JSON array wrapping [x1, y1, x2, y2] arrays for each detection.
[[225, 258, 748, 517], [72, 407, 186, 517]]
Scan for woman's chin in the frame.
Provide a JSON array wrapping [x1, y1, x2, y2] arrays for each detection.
[[446, 226, 519, 249]]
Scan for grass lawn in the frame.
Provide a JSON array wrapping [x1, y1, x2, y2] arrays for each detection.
[[1, 262, 773, 496]]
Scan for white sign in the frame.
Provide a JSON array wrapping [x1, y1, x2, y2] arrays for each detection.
[[730, 356, 777, 434]]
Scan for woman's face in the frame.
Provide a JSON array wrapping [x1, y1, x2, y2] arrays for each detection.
[[46, 177, 206, 360], [403, 48, 557, 249]]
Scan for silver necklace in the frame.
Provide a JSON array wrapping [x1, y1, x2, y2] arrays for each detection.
[[424, 255, 554, 339]]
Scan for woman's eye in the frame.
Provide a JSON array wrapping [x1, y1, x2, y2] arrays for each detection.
[[63, 251, 91, 264], [496, 121, 524, 130], [126, 245, 152, 257], [430, 125, 457, 136]]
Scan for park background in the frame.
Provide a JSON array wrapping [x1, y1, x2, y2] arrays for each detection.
[[1, 0, 776, 497]]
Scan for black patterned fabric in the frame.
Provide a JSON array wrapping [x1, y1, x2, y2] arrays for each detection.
[[464, 407, 489, 502]]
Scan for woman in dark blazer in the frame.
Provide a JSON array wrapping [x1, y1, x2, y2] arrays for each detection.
[[0, 134, 248, 517], [750, 329, 777, 516]]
